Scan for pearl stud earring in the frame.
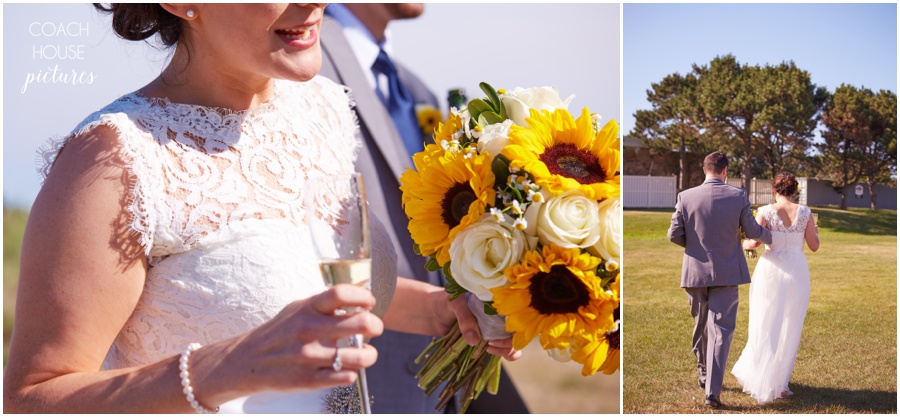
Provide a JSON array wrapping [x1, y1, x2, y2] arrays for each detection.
[[186, 9, 195, 18]]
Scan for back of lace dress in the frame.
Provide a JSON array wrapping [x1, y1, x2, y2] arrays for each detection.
[[761, 204, 810, 234], [37, 76, 397, 412]]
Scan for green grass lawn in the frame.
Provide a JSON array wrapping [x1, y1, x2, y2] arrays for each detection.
[[4, 208, 28, 365], [623, 207, 897, 414]]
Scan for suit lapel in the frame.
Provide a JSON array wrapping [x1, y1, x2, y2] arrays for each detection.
[[320, 17, 411, 180]]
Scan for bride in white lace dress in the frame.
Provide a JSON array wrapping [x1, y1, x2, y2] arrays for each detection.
[[732, 172, 820, 405], [4, 4, 515, 413]]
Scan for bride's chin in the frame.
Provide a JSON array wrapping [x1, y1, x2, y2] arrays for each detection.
[[272, 55, 322, 82]]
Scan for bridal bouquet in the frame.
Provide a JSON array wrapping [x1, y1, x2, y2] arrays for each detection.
[[400, 83, 621, 412], [743, 209, 759, 258]]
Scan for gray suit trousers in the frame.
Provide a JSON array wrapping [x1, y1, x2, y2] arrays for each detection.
[[685, 285, 739, 398]]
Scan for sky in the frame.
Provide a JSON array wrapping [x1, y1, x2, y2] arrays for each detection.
[[624, 3, 897, 138], [2, 3, 620, 210]]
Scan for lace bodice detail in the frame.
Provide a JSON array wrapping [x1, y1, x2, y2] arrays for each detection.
[[38, 76, 397, 413], [759, 204, 809, 252]]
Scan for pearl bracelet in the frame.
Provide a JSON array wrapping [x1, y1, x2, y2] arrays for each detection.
[[179, 343, 219, 414]]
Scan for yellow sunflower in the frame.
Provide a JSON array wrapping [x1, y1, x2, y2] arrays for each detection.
[[432, 112, 463, 145], [571, 275, 620, 376], [400, 143, 495, 266], [416, 104, 444, 136], [491, 243, 617, 351], [503, 107, 620, 199], [570, 314, 620, 376]]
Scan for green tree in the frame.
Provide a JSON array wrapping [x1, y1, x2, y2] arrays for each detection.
[[754, 63, 827, 180], [857, 90, 897, 210], [819, 85, 897, 210], [693, 55, 823, 189], [632, 73, 705, 191]]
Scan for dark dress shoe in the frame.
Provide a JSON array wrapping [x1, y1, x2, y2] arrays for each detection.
[[699, 379, 705, 390], [705, 394, 722, 408]]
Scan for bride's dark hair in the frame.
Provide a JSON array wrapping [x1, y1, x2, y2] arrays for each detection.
[[773, 172, 798, 197], [93, 4, 183, 47]]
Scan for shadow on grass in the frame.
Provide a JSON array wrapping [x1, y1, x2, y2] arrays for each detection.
[[719, 384, 897, 414], [812, 206, 897, 236], [626, 206, 897, 236]]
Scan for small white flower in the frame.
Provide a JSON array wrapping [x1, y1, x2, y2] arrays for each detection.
[[605, 259, 619, 272], [509, 174, 518, 185], [451, 130, 464, 142], [513, 217, 527, 231], [591, 112, 603, 131], [510, 200, 525, 215], [508, 166, 520, 174], [490, 207, 504, 222]]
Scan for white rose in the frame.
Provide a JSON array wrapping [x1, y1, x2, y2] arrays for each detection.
[[589, 197, 622, 266], [536, 189, 601, 249], [476, 119, 514, 157], [501, 86, 575, 126], [449, 214, 527, 301]]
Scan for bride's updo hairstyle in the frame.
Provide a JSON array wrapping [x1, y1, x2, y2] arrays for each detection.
[[773, 172, 798, 197], [93, 4, 183, 47]]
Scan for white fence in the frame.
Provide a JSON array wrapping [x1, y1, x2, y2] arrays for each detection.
[[726, 178, 775, 206], [624, 176, 778, 208], [623, 176, 677, 208]]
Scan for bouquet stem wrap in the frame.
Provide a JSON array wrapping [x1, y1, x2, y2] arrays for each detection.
[[415, 323, 502, 413]]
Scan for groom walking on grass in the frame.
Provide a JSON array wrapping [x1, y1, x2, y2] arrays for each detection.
[[667, 151, 772, 408]]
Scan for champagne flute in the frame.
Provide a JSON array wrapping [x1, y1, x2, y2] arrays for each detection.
[[305, 173, 373, 414]]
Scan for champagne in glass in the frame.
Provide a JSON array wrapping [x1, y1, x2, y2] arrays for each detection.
[[305, 173, 373, 413]]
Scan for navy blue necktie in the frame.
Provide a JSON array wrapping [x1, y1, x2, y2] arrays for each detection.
[[372, 49, 422, 158]]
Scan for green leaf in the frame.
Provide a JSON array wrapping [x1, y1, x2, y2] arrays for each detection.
[[443, 272, 469, 301], [479, 112, 504, 126], [467, 99, 493, 121], [442, 262, 454, 281], [480, 82, 503, 113], [491, 154, 511, 189], [413, 243, 421, 256], [483, 301, 498, 316], [425, 256, 442, 272]]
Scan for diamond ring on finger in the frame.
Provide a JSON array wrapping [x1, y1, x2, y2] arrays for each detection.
[[332, 346, 343, 372]]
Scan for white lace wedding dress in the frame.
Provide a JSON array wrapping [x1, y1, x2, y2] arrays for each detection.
[[38, 76, 398, 413], [731, 204, 811, 405]]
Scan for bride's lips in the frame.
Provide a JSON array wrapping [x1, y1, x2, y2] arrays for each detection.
[[274, 23, 319, 49]]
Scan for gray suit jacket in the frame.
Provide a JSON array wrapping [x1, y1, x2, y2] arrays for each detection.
[[318, 16, 444, 413], [668, 178, 772, 288]]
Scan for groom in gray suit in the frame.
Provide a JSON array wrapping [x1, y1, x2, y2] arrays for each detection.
[[318, 4, 527, 413], [667, 152, 772, 408]]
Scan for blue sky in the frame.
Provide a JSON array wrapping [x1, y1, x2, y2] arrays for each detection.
[[624, 3, 897, 137], [2, 3, 619, 210]]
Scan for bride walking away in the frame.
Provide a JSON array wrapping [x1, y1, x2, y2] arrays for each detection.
[[732, 172, 820, 404]]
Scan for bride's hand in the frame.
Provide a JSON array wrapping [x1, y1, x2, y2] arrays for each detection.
[[219, 285, 383, 398], [743, 239, 760, 250]]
